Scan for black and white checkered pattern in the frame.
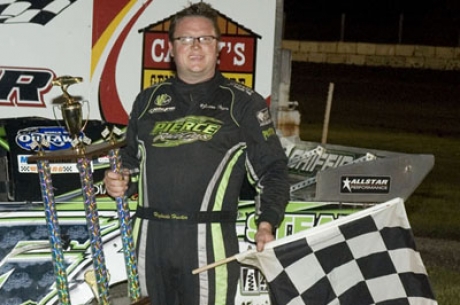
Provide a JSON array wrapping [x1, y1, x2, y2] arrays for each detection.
[[237, 198, 438, 305], [0, 0, 78, 25]]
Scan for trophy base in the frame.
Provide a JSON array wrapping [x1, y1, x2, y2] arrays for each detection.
[[131, 297, 151, 305], [82, 258, 148, 305], [87, 296, 150, 305]]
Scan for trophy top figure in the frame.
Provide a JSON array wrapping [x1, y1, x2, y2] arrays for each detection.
[[53, 76, 83, 102]]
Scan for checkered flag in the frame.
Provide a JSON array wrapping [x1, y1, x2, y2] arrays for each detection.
[[235, 198, 437, 305], [0, 0, 79, 25]]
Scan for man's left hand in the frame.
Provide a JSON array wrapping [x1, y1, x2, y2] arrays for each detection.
[[255, 221, 274, 252]]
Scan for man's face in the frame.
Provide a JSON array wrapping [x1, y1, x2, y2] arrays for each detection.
[[169, 16, 219, 84]]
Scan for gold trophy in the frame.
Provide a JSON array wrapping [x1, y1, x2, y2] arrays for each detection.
[[52, 76, 87, 147], [29, 76, 145, 304]]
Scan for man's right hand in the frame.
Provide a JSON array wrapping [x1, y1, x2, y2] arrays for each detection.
[[103, 169, 130, 198]]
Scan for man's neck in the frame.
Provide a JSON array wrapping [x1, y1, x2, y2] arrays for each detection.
[[177, 70, 216, 85]]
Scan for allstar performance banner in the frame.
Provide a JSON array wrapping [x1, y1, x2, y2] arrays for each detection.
[[0, 0, 277, 125]]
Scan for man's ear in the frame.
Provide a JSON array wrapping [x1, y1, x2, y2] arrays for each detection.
[[168, 41, 174, 57], [217, 41, 224, 53]]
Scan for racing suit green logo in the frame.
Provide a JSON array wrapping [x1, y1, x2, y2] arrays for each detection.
[[154, 94, 172, 106], [151, 116, 222, 147]]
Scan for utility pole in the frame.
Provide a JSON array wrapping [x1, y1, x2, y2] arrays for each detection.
[[270, 0, 284, 127]]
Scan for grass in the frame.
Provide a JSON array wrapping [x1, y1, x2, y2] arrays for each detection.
[[430, 269, 460, 305]]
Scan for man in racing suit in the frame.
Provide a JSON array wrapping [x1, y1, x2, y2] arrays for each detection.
[[104, 2, 289, 305]]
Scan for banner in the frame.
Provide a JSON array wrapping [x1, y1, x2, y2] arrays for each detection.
[[0, 0, 277, 124]]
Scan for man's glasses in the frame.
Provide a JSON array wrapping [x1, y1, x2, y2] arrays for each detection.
[[173, 36, 217, 46]]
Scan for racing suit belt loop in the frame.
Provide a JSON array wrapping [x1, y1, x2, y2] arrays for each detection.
[[135, 206, 238, 223]]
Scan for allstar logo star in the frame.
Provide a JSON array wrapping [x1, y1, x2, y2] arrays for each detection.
[[342, 177, 352, 192]]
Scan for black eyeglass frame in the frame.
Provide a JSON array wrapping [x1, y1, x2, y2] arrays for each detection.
[[172, 35, 218, 45]]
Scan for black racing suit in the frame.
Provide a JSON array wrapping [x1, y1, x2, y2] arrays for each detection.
[[121, 71, 289, 305]]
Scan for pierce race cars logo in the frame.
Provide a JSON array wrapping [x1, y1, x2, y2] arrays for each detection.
[[341, 176, 391, 194], [151, 116, 222, 147]]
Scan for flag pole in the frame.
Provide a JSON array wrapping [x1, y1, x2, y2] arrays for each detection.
[[192, 255, 238, 274]]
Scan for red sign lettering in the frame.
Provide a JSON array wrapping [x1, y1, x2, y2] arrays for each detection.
[[0, 67, 54, 107], [143, 32, 172, 69], [218, 36, 255, 72]]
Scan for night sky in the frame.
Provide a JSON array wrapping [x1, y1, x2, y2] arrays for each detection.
[[283, 1, 460, 47]]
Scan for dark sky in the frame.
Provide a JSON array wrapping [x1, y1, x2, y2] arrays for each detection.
[[284, 0, 460, 16], [283, 1, 460, 46]]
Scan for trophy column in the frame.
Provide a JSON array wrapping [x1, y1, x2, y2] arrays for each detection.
[[77, 155, 110, 304], [107, 145, 141, 302], [34, 151, 71, 305]]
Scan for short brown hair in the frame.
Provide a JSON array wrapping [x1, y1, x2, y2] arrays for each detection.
[[168, 2, 221, 41]]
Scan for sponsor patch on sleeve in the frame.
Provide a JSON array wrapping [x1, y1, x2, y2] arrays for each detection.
[[256, 108, 272, 126]]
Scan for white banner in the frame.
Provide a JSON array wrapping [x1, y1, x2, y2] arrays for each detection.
[[0, 0, 276, 124]]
